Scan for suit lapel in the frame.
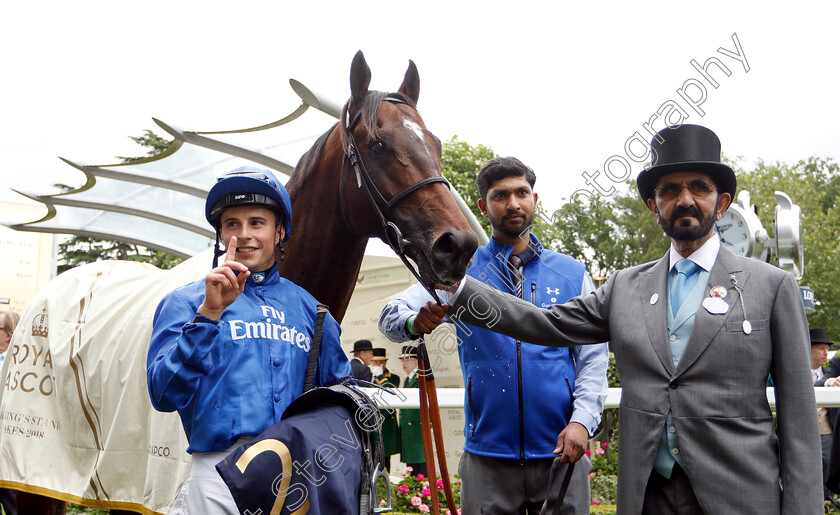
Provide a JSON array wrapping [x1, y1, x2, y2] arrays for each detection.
[[675, 247, 751, 376], [640, 254, 674, 375]]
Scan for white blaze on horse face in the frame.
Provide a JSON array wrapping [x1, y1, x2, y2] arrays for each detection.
[[402, 119, 434, 163]]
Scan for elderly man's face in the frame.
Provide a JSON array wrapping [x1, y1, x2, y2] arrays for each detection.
[[812, 343, 830, 370], [646, 171, 731, 242]]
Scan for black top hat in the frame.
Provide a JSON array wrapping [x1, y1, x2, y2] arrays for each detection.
[[398, 345, 419, 360], [352, 339, 373, 352], [810, 328, 834, 346], [371, 348, 388, 361], [637, 124, 736, 202]]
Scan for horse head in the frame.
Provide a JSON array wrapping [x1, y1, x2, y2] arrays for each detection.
[[283, 51, 478, 320], [340, 50, 479, 288]]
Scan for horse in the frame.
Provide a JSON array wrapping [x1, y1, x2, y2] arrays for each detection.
[[282, 50, 477, 322], [3, 50, 477, 514]]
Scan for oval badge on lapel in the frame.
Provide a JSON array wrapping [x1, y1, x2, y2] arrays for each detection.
[[702, 297, 729, 315]]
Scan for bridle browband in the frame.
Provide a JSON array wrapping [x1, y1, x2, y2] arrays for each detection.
[[339, 95, 448, 304]]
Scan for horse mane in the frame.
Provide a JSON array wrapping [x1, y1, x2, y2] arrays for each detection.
[[288, 122, 339, 191], [289, 90, 411, 192]]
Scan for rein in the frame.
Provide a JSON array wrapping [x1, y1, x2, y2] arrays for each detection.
[[340, 94, 457, 514], [339, 95, 448, 305]]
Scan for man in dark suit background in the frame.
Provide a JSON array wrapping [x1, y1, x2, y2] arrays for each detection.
[[412, 124, 822, 514], [371, 347, 401, 472], [813, 328, 838, 506], [349, 339, 373, 382], [397, 345, 426, 477]]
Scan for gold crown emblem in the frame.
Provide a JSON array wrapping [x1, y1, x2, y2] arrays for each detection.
[[31, 307, 49, 338]]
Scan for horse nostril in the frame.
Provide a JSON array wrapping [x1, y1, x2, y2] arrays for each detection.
[[432, 229, 479, 269]]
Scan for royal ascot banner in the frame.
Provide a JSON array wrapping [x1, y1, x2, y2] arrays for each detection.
[[0, 252, 211, 514]]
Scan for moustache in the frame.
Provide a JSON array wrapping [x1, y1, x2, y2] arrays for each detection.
[[670, 206, 702, 222]]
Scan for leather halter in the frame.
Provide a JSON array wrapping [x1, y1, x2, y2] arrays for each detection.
[[340, 95, 448, 304]]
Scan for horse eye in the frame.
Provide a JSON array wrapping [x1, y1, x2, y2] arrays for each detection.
[[369, 140, 386, 154]]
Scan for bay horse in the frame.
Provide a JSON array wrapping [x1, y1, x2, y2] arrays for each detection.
[[8, 50, 477, 514], [281, 50, 477, 322]]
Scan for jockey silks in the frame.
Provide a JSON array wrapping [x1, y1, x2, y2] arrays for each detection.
[[147, 264, 352, 453]]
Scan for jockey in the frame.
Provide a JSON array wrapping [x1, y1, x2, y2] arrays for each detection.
[[147, 166, 352, 514]]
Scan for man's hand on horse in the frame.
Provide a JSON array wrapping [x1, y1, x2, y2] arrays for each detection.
[[409, 301, 450, 335], [198, 236, 250, 320], [553, 422, 589, 464]]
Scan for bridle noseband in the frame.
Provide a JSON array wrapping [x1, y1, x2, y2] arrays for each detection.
[[340, 95, 448, 304]]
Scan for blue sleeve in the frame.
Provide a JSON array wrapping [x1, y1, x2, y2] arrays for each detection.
[[147, 288, 218, 413], [569, 272, 610, 435], [377, 282, 450, 342], [316, 311, 352, 386]]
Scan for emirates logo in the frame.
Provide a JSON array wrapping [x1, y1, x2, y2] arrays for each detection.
[[31, 307, 48, 338]]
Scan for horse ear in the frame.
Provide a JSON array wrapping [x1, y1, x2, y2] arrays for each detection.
[[350, 50, 371, 103], [398, 59, 420, 105]]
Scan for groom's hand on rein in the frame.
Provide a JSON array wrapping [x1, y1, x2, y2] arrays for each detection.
[[410, 301, 450, 336]]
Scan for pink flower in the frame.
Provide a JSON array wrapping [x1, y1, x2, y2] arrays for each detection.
[[416, 473, 425, 481], [596, 448, 605, 455], [380, 499, 386, 506], [411, 496, 422, 506], [419, 504, 430, 513], [592, 501, 600, 505], [601, 441, 609, 449], [405, 466, 414, 472], [423, 481, 429, 488], [436, 478, 444, 488], [454, 478, 461, 484], [421, 488, 431, 497], [585, 449, 591, 457], [588, 472, 595, 480], [398, 485, 410, 493]]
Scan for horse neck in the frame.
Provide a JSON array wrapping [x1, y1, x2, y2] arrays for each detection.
[[280, 130, 368, 323]]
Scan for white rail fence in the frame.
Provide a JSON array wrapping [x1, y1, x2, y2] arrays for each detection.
[[361, 387, 840, 409]]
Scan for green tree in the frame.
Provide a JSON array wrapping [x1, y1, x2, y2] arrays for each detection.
[[440, 135, 497, 237], [57, 130, 184, 272], [733, 156, 840, 340], [541, 183, 669, 280]]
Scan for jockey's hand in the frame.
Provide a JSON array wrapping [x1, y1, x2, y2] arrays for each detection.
[[553, 422, 589, 464], [409, 301, 450, 336], [198, 236, 249, 320]]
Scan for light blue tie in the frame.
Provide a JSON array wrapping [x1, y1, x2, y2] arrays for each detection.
[[671, 259, 700, 317]]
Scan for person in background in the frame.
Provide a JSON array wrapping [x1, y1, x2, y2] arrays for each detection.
[[398, 345, 426, 477], [812, 328, 838, 507], [0, 310, 19, 367], [0, 309, 19, 515], [371, 347, 400, 472], [350, 339, 374, 382]]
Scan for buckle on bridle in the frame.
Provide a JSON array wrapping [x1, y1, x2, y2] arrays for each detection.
[[384, 221, 408, 254]]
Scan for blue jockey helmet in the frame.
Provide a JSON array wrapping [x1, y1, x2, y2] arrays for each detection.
[[205, 167, 292, 242]]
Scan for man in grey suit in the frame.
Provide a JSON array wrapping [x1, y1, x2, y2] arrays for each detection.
[[413, 124, 822, 514]]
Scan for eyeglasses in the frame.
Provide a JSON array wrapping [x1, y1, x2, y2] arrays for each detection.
[[654, 180, 717, 200]]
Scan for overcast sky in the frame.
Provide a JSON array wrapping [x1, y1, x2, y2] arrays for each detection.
[[2, 1, 838, 217]]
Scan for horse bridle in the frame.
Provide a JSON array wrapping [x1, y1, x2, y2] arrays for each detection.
[[340, 95, 448, 304]]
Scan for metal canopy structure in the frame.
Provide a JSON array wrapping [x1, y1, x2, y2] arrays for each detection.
[[2, 79, 485, 259]]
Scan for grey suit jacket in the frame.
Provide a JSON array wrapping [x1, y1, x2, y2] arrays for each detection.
[[451, 246, 822, 514]]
